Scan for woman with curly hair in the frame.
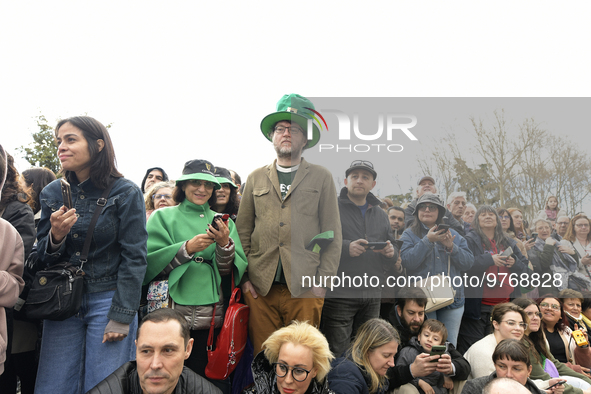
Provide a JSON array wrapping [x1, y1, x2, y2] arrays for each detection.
[[144, 180, 176, 220]]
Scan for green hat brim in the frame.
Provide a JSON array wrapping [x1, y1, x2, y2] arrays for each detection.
[[260, 112, 321, 148], [176, 173, 221, 190], [215, 177, 236, 188]]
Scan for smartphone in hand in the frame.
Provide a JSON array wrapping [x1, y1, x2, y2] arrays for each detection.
[[60, 179, 72, 209]]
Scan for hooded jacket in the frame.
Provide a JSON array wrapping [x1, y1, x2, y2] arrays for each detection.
[[0, 145, 25, 374], [396, 337, 448, 394], [243, 351, 335, 394], [140, 167, 169, 193], [86, 361, 222, 394], [330, 187, 398, 297]]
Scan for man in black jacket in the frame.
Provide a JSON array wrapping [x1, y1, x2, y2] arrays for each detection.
[[388, 288, 471, 393], [87, 308, 221, 394], [321, 160, 399, 357]]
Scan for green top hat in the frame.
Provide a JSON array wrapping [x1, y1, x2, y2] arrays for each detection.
[[260, 93, 321, 148]]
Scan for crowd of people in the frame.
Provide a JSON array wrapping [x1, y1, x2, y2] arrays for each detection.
[[2, 93, 591, 394]]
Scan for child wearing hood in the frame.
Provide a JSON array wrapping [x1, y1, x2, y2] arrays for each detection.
[[396, 319, 453, 394]]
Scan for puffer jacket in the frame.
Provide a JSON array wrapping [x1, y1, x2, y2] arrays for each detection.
[[244, 351, 334, 394], [328, 353, 387, 394], [86, 361, 222, 394]]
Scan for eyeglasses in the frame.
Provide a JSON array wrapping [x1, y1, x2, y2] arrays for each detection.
[[557, 222, 569, 226], [350, 160, 374, 169], [418, 204, 439, 212], [576, 223, 590, 228], [564, 302, 582, 309], [539, 302, 561, 311], [499, 215, 511, 220], [187, 179, 215, 189], [274, 126, 304, 135], [272, 363, 311, 382], [501, 320, 527, 329], [526, 311, 543, 319], [152, 194, 172, 200]]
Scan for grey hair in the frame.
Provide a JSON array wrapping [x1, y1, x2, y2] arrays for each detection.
[[446, 191, 467, 206], [533, 218, 552, 230]]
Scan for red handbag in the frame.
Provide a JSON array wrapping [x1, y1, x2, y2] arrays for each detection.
[[205, 274, 250, 380]]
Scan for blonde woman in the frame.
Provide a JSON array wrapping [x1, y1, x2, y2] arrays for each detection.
[[144, 180, 176, 220], [328, 318, 400, 394], [244, 321, 335, 394]]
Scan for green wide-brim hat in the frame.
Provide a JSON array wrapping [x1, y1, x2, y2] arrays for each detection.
[[260, 93, 321, 148], [213, 166, 236, 188], [176, 159, 221, 190]]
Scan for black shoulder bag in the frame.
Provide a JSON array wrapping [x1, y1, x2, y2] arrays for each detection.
[[25, 180, 115, 321]]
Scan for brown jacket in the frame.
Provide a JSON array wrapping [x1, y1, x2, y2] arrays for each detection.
[[236, 158, 342, 297], [0, 219, 25, 374]]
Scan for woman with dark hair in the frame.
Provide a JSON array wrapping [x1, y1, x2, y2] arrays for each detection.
[[144, 159, 248, 394], [400, 192, 473, 347], [20, 167, 57, 218], [464, 302, 529, 379], [458, 205, 530, 354], [328, 318, 399, 394], [538, 295, 585, 368], [509, 208, 532, 242], [513, 297, 591, 393], [498, 208, 532, 257], [213, 167, 240, 219], [34, 116, 148, 393], [462, 339, 550, 394], [0, 153, 35, 256]]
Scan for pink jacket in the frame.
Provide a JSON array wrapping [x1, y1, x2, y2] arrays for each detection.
[[0, 219, 25, 374]]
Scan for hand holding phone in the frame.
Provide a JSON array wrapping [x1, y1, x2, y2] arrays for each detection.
[[60, 179, 72, 210], [546, 380, 566, 390], [211, 213, 229, 231]]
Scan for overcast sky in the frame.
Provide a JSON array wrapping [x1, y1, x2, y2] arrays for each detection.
[[2, 2, 590, 209]]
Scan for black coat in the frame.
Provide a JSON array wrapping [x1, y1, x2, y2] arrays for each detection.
[[1, 200, 35, 256], [86, 361, 222, 394], [463, 230, 531, 320], [244, 351, 334, 394], [332, 188, 398, 297]]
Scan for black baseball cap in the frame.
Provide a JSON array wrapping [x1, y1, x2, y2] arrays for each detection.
[[345, 160, 377, 179]]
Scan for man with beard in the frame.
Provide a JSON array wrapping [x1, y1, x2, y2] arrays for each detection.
[[388, 206, 406, 239], [236, 94, 342, 353], [388, 288, 471, 393]]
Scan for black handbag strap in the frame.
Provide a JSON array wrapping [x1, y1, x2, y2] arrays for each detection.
[[78, 178, 116, 269]]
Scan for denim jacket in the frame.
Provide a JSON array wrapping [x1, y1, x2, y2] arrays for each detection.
[[400, 224, 474, 308], [36, 177, 148, 324]]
